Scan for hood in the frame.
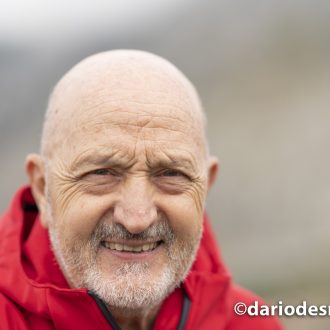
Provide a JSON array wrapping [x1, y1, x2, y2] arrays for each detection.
[[0, 186, 232, 329]]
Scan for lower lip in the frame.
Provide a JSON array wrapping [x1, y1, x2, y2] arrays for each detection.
[[101, 243, 163, 261]]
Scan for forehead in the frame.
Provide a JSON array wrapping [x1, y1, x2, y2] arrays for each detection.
[[78, 92, 197, 135], [62, 95, 205, 167]]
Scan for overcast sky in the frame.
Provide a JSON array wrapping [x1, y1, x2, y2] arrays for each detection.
[[0, 0, 190, 44]]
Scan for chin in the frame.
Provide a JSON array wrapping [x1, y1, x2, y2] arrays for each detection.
[[83, 263, 178, 310]]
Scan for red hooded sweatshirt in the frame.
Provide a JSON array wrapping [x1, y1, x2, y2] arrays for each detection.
[[0, 187, 283, 330]]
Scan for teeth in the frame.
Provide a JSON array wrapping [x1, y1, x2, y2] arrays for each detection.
[[142, 244, 150, 251], [115, 243, 123, 251], [104, 241, 158, 252]]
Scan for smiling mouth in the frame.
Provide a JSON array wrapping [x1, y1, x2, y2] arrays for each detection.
[[101, 241, 162, 253]]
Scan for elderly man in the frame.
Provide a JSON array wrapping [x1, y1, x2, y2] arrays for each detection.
[[0, 50, 282, 330]]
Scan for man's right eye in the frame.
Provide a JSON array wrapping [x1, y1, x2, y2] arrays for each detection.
[[91, 169, 115, 176]]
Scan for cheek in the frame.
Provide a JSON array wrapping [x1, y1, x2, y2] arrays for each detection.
[[159, 194, 204, 239], [49, 188, 112, 240]]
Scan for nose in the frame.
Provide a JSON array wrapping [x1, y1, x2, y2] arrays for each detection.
[[113, 177, 158, 234]]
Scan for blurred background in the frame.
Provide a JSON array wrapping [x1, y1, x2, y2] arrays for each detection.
[[1, 1, 330, 328]]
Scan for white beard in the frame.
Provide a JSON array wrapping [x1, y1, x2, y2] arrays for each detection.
[[47, 206, 202, 311], [84, 262, 176, 310]]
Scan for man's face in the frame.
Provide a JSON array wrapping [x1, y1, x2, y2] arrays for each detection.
[[41, 67, 210, 310]]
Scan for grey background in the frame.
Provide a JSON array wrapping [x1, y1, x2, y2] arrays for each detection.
[[1, 1, 330, 329]]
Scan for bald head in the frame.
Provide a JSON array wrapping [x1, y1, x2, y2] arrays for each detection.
[[41, 50, 207, 159]]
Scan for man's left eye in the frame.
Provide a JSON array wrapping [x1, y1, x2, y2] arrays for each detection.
[[161, 169, 182, 177]]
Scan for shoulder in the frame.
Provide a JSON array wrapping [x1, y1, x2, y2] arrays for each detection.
[[0, 292, 30, 330], [0, 292, 52, 330]]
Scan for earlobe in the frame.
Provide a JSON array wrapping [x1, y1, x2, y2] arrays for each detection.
[[25, 154, 48, 228], [207, 156, 219, 190]]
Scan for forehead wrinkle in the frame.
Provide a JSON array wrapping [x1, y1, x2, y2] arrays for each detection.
[[89, 118, 192, 137], [78, 104, 196, 139]]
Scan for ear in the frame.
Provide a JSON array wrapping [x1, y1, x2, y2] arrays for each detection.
[[207, 156, 219, 191], [25, 154, 49, 228]]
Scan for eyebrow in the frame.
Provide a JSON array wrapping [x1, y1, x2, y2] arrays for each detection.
[[146, 156, 197, 173], [69, 151, 134, 172]]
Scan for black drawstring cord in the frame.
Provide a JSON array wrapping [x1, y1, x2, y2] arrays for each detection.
[[89, 290, 191, 330], [88, 291, 121, 330], [177, 292, 191, 330]]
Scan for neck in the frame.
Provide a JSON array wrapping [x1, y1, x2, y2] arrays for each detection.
[[108, 304, 160, 330]]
